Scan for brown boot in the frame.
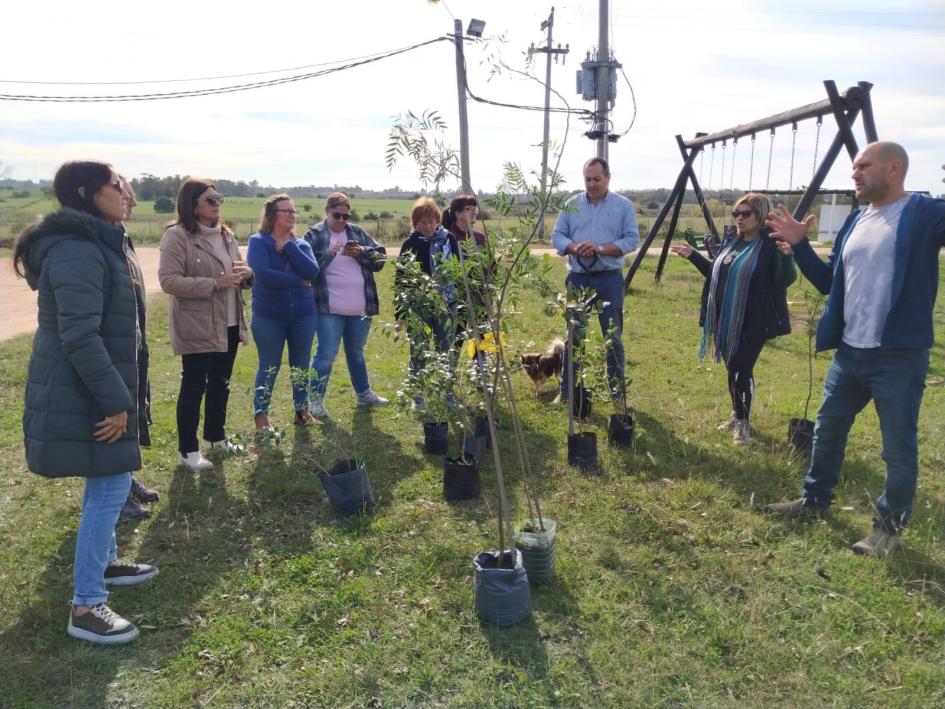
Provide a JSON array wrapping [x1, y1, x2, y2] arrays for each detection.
[[852, 528, 901, 557], [254, 413, 270, 434], [764, 497, 828, 519]]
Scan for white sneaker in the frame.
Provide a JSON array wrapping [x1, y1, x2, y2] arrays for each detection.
[[356, 389, 390, 407], [733, 420, 751, 446], [206, 439, 239, 453], [309, 398, 329, 419], [717, 413, 738, 431], [178, 451, 214, 471]]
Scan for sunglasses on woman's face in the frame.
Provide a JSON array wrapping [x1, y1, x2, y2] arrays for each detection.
[[199, 193, 224, 207], [731, 209, 754, 219], [331, 212, 351, 221]]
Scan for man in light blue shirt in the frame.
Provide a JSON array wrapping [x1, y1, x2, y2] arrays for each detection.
[[551, 157, 640, 405]]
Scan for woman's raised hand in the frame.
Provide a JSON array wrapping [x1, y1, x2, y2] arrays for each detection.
[[670, 243, 693, 258]]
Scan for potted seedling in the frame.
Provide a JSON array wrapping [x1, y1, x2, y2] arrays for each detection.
[[392, 254, 452, 456], [387, 113, 568, 611], [600, 324, 634, 447], [554, 288, 600, 471], [788, 286, 825, 456]]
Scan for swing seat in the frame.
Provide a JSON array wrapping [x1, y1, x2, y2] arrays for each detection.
[[703, 233, 723, 259]]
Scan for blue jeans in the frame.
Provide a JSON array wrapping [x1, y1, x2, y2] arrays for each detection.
[[73, 472, 131, 606], [560, 269, 626, 397], [803, 343, 929, 532], [251, 313, 318, 413], [311, 313, 374, 397]]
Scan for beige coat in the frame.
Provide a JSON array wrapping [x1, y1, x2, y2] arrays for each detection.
[[158, 223, 249, 355]]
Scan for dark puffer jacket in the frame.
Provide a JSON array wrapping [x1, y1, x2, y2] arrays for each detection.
[[21, 208, 141, 478]]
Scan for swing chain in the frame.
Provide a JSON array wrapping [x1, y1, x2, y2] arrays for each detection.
[[788, 122, 798, 193], [765, 128, 775, 191], [748, 133, 756, 191], [812, 115, 823, 180]]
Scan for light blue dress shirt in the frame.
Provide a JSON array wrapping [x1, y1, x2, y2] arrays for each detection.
[[551, 190, 641, 273]]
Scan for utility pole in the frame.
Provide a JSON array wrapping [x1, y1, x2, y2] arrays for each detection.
[[530, 7, 569, 240], [595, 0, 610, 159], [454, 18, 473, 194]]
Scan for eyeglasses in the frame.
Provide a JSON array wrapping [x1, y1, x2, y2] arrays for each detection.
[[331, 212, 352, 221], [275, 209, 297, 215], [731, 209, 754, 219], [198, 193, 224, 206]]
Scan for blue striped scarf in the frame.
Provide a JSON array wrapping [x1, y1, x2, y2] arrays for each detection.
[[699, 237, 763, 364]]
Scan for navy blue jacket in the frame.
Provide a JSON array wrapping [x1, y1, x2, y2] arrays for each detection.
[[791, 193, 945, 352], [246, 232, 319, 319]]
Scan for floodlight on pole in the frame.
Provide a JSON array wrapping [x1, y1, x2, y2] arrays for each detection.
[[466, 19, 486, 38]]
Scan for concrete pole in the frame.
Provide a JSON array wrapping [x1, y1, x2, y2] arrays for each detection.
[[454, 19, 473, 194], [539, 7, 555, 240], [595, 0, 609, 160]]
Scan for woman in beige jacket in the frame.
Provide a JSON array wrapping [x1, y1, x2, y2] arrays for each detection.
[[158, 179, 251, 471]]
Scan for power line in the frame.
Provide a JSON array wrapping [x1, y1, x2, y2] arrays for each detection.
[[457, 40, 593, 118], [0, 37, 449, 102], [0, 44, 446, 86]]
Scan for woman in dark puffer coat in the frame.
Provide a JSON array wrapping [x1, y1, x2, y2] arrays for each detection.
[[13, 160, 158, 645]]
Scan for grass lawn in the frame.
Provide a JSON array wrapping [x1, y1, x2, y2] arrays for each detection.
[[1, 257, 944, 708]]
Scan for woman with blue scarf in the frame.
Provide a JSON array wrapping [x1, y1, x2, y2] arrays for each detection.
[[671, 193, 796, 445]]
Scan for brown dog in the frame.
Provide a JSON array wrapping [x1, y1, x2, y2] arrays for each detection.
[[520, 339, 565, 396]]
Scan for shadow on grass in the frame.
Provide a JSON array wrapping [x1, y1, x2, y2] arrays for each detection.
[[0, 461, 253, 706]]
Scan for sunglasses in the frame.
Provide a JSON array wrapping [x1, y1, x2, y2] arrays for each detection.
[[731, 209, 754, 219], [198, 193, 224, 206], [331, 212, 352, 221]]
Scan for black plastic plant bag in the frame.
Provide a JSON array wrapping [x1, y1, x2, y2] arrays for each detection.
[[318, 458, 375, 517], [443, 456, 481, 501], [473, 549, 532, 626]]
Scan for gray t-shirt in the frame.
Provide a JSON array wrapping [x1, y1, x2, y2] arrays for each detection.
[[841, 196, 909, 348]]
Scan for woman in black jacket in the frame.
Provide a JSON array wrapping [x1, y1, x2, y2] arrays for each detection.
[[671, 192, 796, 445], [13, 161, 158, 645]]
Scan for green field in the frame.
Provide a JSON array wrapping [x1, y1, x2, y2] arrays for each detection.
[[1, 252, 944, 707]]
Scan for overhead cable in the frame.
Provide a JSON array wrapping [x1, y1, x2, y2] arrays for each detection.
[[0, 37, 449, 102]]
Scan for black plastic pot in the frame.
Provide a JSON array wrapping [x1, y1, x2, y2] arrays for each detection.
[[443, 456, 481, 501], [567, 431, 598, 471], [473, 549, 532, 626], [318, 458, 375, 517], [571, 386, 592, 420], [475, 416, 493, 449], [423, 421, 449, 455], [514, 517, 557, 583], [788, 417, 815, 456], [608, 413, 634, 446], [462, 417, 492, 461]]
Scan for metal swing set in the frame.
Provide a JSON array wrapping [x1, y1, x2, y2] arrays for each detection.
[[624, 80, 878, 289]]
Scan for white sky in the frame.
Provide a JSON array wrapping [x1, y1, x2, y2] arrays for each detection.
[[1, 0, 943, 194]]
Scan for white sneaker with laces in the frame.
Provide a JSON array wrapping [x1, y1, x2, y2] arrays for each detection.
[[179, 451, 214, 471], [356, 389, 389, 407], [68, 603, 139, 645]]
